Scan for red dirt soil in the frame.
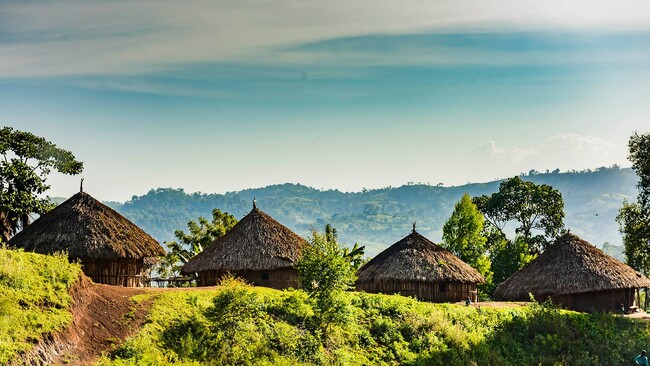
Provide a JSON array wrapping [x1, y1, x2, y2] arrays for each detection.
[[14, 276, 151, 366], [59, 278, 150, 365]]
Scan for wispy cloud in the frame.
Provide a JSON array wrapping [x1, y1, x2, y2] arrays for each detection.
[[464, 133, 626, 181], [2, 0, 650, 78]]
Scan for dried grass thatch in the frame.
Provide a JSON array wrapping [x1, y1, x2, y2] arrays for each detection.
[[8, 191, 164, 259], [494, 233, 650, 300], [182, 206, 308, 274], [356, 231, 485, 284]]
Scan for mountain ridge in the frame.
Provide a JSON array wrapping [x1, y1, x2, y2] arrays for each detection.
[[101, 166, 636, 258]]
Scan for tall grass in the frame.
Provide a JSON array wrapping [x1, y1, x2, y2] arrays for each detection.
[[0, 248, 81, 364]]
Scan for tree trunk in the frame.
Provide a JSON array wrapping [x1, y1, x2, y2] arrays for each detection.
[[0, 211, 12, 243], [20, 214, 30, 231]]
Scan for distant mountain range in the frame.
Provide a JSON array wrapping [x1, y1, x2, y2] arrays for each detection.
[[97, 166, 636, 259]]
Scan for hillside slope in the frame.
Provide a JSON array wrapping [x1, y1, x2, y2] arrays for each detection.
[[0, 249, 148, 365], [0, 249, 81, 364], [108, 167, 637, 257], [98, 279, 650, 366]]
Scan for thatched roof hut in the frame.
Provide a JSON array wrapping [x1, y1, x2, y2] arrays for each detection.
[[182, 203, 308, 288], [494, 233, 650, 311], [356, 228, 485, 302], [9, 191, 164, 286]]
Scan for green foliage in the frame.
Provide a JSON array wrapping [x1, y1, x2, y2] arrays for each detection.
[[0, 127, 83, 242], [0, 248, 82, 364], [618, 132, 650, 274], [472, 177, 564, 291], [99, 281, 324, 366], [296, 229, 359, 334], [99, 284, 650, 366], [442, 194, 492, 286], [490, 235, 536, 286], [473, 176, 565, 253], [158, 208, 237, 278], [628, 131, 650, 211], [618, 201, 650, 273]]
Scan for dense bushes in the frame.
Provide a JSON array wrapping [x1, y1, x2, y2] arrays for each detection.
[[0, 248, 82, 364], [100, 279, 650, 366]]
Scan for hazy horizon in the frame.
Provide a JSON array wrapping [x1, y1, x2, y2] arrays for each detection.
[[47, 165, 631, 205]]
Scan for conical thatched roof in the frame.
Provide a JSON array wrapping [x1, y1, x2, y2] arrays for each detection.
[[8, 191, 164, 259], [182, 206, 308, 274], [356, 230, 485, 284], [494, 233, 650, 300]]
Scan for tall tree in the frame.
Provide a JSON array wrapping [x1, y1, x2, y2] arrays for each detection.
[[490, 235, 535, 286], [159, 208, 238, 278], [442, 194, 492, 285], [473, 176, 565, 254], [617, 132, 650, 274], [0, 127, 83, 242], [629, 132, 650, 211], [618, 201, 650, 273]]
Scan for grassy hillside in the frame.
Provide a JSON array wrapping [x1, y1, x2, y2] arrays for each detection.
[[99, 279, 650, 366], [107, 167, 637, 257], [0, 248, 82, 364]]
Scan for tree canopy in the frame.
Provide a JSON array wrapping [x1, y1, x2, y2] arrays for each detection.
[[629, 132, 650, 212], [442, 194, 492, 285], [0, 127, 83, 242], [159, 208, 238, 278], [618, 131, 650, 274], [473, 176, 565, 254]]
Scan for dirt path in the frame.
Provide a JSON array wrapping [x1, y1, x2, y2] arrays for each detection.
[[56, 278, 152, 365], [15, 276, 153, 366]]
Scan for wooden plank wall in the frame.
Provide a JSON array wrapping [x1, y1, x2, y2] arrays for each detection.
[[80, 258, 147, 287], [197, 269, 300, 290], [356, 280, 477, 303]]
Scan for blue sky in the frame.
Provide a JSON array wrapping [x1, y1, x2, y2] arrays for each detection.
[[1, 1, 649, 201]]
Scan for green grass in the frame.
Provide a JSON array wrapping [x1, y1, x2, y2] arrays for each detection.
[[0, 248, 82, 364], [4, 249, 649, 366], [97, 279, 650, 366]]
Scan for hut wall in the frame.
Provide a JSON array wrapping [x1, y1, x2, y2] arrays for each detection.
[[547, 289, 631, 312], [79, 258, 147, 287], [356, 280, 477, 303], [197, 268, 300, 289]]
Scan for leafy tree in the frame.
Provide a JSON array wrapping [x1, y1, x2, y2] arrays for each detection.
[[325, 223, 366, 271], [473, 176, 565, 254], [159, 208, 238, 279], [295, 228, 360, 335], [0, 127, 83, 242], [442, 194, 492, 286], [618, 131, 650, 274], [618, 201, 650, 273], [490, 235, 535, 285], [629, 132, 650, 211]]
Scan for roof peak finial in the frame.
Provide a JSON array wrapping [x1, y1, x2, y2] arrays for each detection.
[[80, 178, 84, 193], [412, 222, 416, 233], [253, 197, 257, 209]]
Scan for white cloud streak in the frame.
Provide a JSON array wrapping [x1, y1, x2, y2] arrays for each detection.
[[1, 0, 650, 77], [464, 133, 626, 181]]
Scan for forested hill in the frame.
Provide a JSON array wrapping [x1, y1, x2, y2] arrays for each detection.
[[106, 167, 637, 257]]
